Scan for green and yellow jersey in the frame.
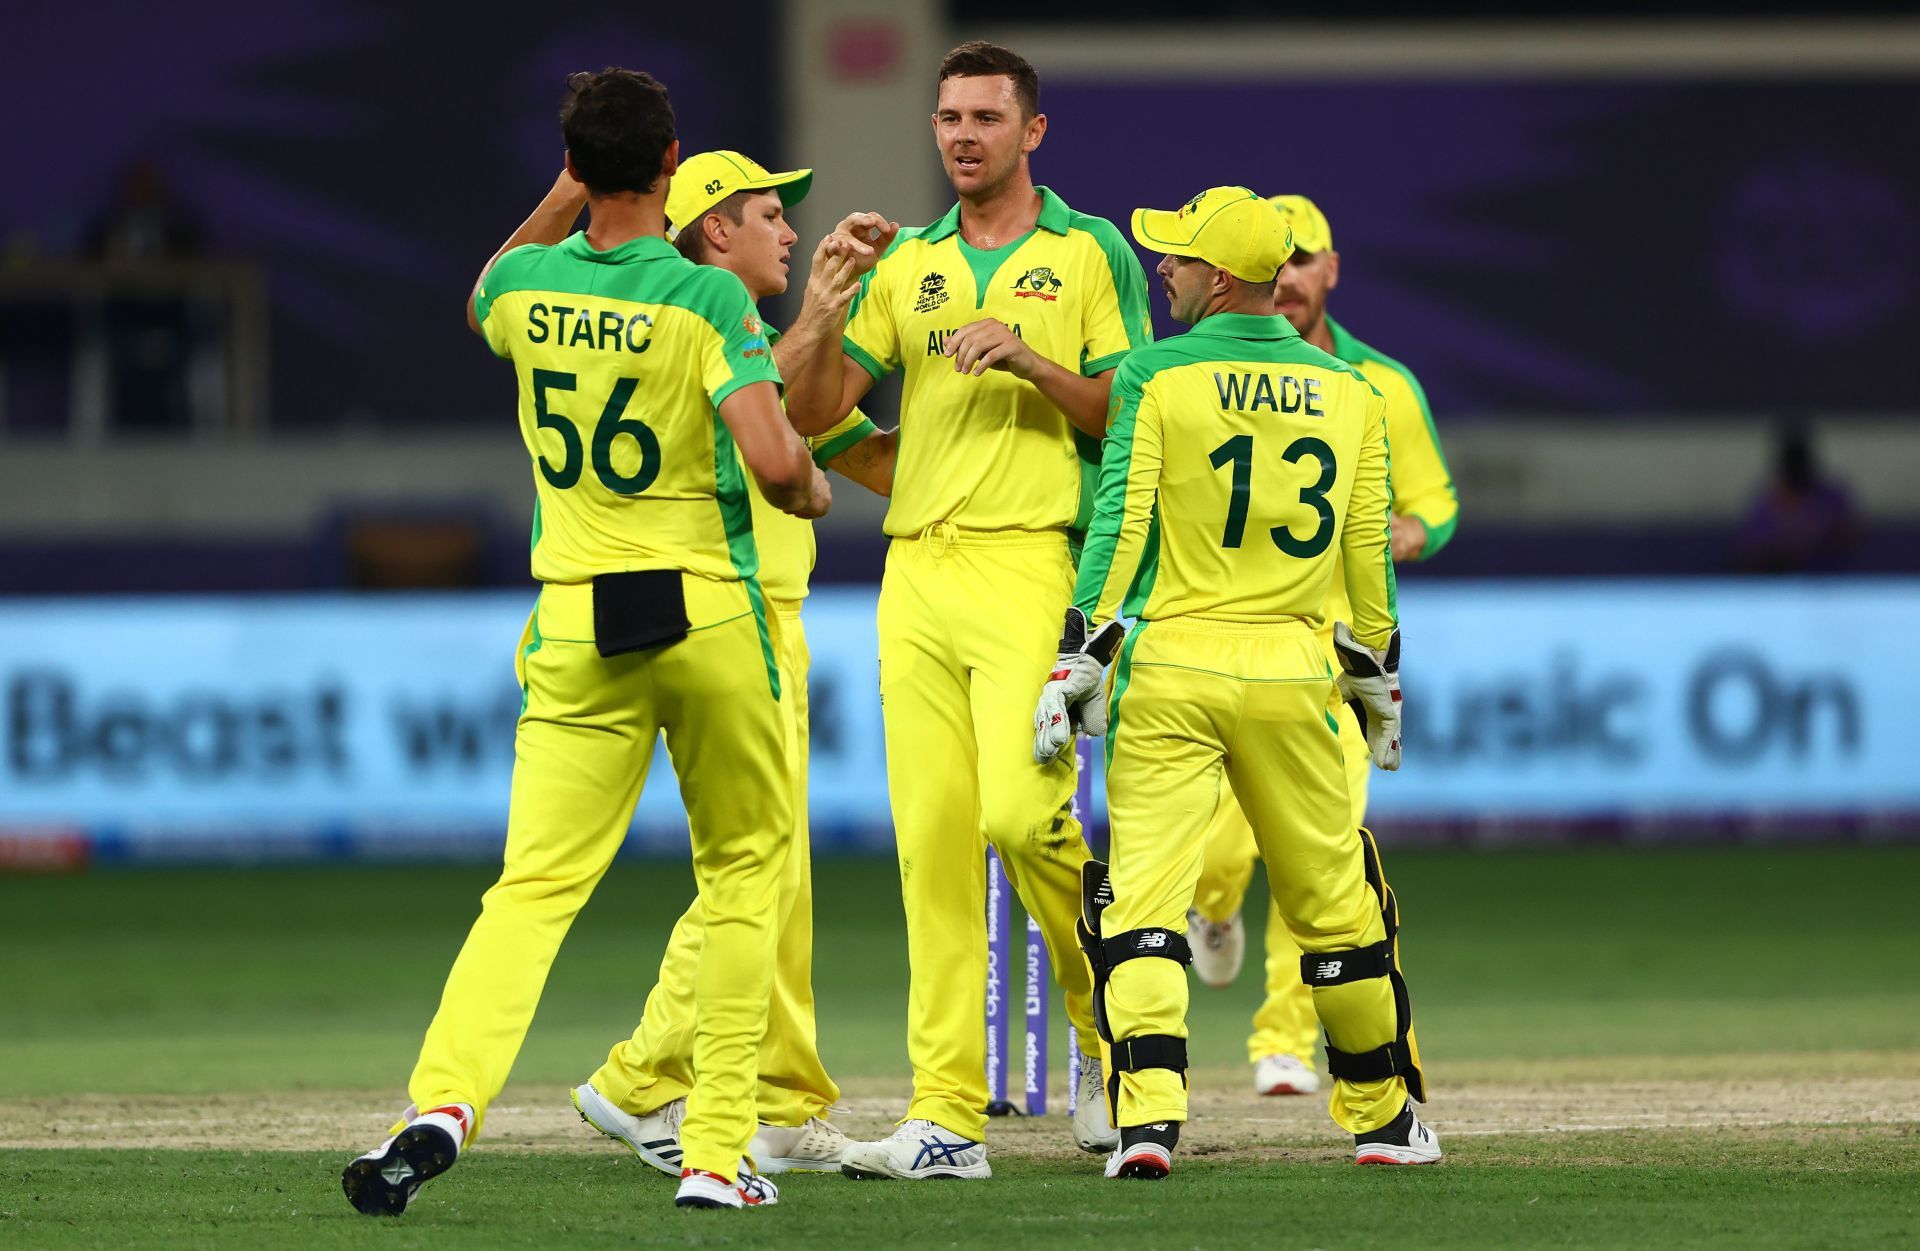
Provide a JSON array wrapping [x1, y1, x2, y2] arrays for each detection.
[[1074, 312, 1396, 650], [743, 325, 877, 602], [477, 233, 781, 589], [1327, 316, 1456, 555], [843, 187, 1152, 536], [1316, 315, 1456, 645]]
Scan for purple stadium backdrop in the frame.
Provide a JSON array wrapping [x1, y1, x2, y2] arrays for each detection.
[[8, 0, 777, 429], [1035, 77, 1918, 417], [9, 8, 1916, 423]]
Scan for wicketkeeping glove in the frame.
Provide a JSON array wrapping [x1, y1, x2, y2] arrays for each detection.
[[1032, 607, 1128, 764], [1332, 620, 1403, 772]]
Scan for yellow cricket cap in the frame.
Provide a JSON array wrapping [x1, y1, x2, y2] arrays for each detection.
[[1268, 194, 1332, 254], [666, 151, 812, 240], [1130, 186, 1293, 283]]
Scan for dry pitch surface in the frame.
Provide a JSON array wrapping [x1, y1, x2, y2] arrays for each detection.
[[8, 1054, 1915, 1159]]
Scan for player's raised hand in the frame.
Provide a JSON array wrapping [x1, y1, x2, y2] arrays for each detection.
[[802, 241, 861, 316], [829, 212, 901, 274], [1331, 621, 1403, 771], [944, 318, 1036, 379]]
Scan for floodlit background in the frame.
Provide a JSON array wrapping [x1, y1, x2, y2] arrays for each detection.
[[1, 7, 1917, 1246], [2, 3, 1915, 860]]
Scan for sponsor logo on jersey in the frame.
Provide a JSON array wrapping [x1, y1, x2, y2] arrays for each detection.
[[914, 272, 950, 313], [1011, 266, 1062, 301]]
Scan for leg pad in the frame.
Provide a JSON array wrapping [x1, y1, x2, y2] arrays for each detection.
[[1313, 827, 1426, 1103], [1299, 939, 1394, 987]]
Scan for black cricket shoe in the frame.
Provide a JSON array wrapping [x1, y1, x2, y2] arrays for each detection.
[[342, 1105, 468, 1215], [1104, 1121, 1178, 1179], [1354, 1100, 1443, 1165]]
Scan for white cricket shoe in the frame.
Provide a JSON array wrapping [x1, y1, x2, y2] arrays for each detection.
[[1354, 1101, 1443, 1165], [749, 1115, 852, 1174], [674, 1162, 779, 1208], [1187, 908, 1244, 988], [341, 1103, 470, 1216], [1073, 1050, 1119, 1153], [571, 1082, 685, 1177], [839, 1119, 991, 1180], [1254, 1053, 1321, 1096]]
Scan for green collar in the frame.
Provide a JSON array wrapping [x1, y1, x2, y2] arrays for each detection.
[[1324, 314, 1365, 364], [921, 185, 1073, 244], [557, 232, 678, 265], [1188, 312, 1301, 342]]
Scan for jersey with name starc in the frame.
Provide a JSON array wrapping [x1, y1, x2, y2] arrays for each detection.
[[476, 233, 781, 586], [843, 187, 1152, 537], [1073, 313, 1397, 649]]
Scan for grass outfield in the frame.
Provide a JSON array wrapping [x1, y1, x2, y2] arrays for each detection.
[[3, 847, 1918, 1248]]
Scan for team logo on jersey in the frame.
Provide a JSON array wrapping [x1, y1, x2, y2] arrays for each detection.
[[1010, 267, 1062, 301], [914, 272, 950, 313]]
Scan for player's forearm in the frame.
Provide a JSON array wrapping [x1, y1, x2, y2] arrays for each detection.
[[787, 339, 864, 437], [467, 172, 588, 333], [1024, 359, 1113, 439], [824, 429, 896, 498], [772, 291, 844, 394]]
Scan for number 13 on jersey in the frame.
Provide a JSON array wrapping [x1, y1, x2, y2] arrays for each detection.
[[1208, 433, 1337, 557]]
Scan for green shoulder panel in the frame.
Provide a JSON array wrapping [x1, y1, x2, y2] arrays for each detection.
[[1363, 347, 1451, 477], [473, 243, 554, 324], [603, 261, 757, 338], [1067, 210, 1154, 351]]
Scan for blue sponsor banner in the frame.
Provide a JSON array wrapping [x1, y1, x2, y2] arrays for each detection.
[[0, 581, 1912, 863]]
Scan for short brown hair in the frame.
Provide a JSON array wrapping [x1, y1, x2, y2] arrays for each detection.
[[937, 41, 1038, 119], [673, 192, 749, 263]]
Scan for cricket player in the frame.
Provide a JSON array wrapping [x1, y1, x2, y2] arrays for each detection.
[[784, 41, 1154, 1177], [341, 70, 832, 1215], [1033, 187, 1439, 1178], [568, 149, 895, 1176], [1186, 195, 1459, 1100]]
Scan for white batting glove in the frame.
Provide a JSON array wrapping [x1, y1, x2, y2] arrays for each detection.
[[1332, 620, 1403, 772], [1032, 608, 1128, 764]]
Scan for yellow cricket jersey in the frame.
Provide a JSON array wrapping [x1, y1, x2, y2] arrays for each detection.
[[1074, 313, 1397, 649], [476, 233, 781, 588], [1327, 316, 1456, 555], [744, 329, 876, 601], [843, 187, 1153, 536], [1317, 315, 1457, 645]]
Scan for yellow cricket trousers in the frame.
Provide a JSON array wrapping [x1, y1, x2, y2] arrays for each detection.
[[1101, 617, 1410, 1135], [879, 525, 1096, 1141], [406, 582, 791, 1179], [588, 599, 841, 1128], [1192, 699, 1373, 1063]]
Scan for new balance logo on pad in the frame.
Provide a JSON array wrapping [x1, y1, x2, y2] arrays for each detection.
[[1137, 933, 1168, 950], [1316, 960, 1343, 980]]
